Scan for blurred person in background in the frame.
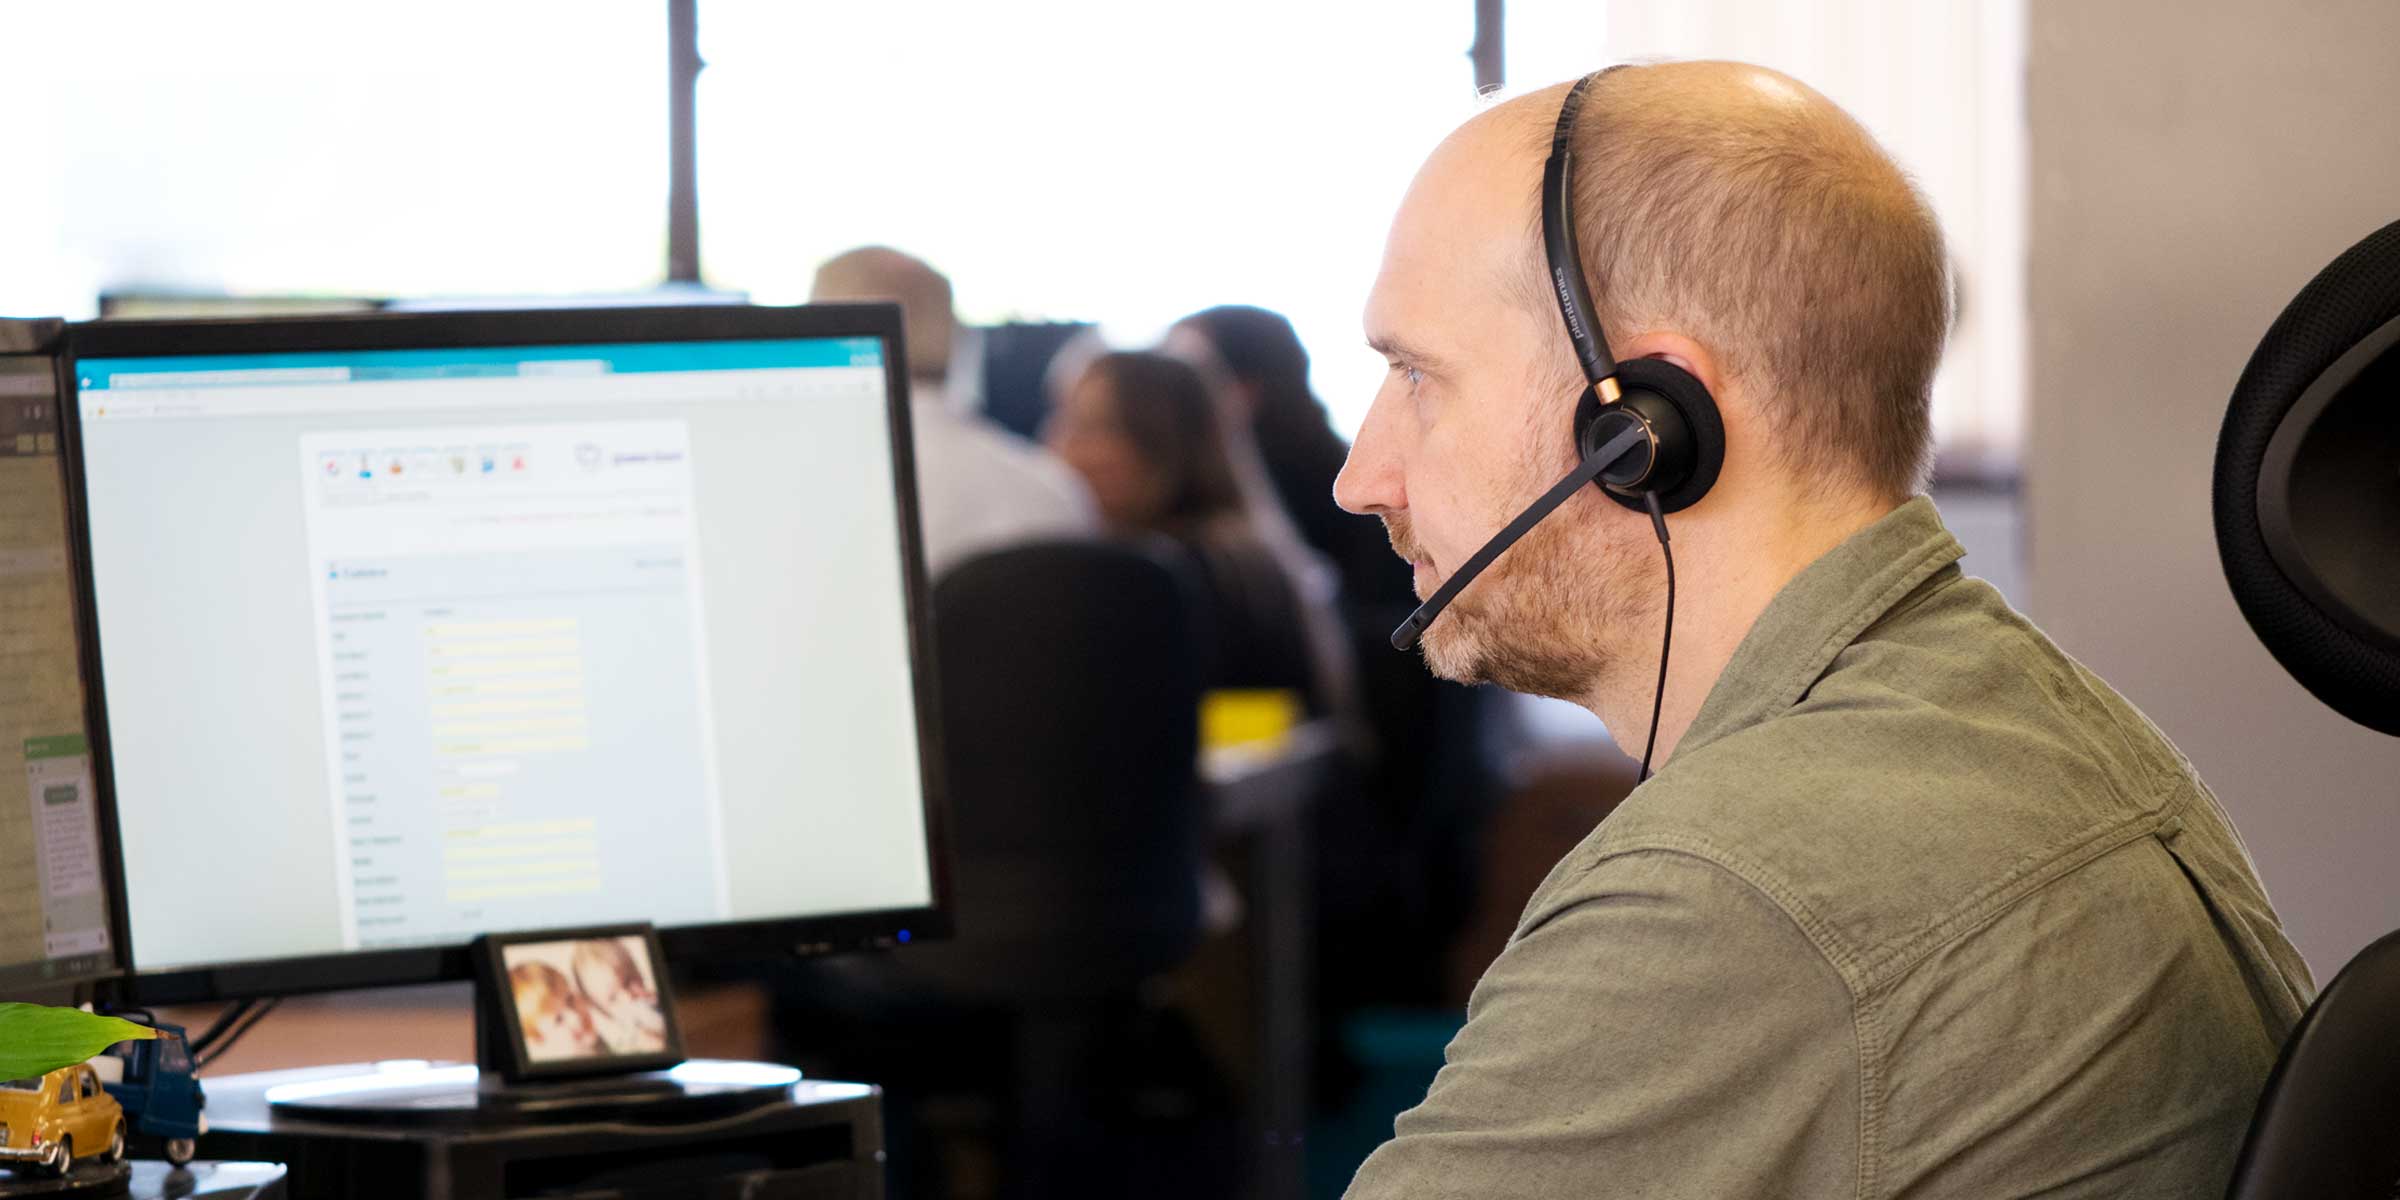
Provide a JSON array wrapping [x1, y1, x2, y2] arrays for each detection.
[[1173, 306, 1410, 618], [1172, 306, 1503, 1071], [1045, 350, 1324, 703], [811, 246, 1096, 578]]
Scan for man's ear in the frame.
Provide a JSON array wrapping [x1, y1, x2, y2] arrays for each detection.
[[1611, 331, 1724, 400]]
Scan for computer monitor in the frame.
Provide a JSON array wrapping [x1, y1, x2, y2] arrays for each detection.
[[0, 337, 118, 989], [62, 305, 948, 1003]]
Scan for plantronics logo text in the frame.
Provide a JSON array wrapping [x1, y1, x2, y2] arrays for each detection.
[[1553, 266, 1588, 342]]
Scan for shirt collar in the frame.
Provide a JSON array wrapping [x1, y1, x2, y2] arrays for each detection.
[[1673, 495, 1965, 759]]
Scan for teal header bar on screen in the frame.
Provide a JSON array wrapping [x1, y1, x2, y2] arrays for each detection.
[[77, 337, 885, 391]]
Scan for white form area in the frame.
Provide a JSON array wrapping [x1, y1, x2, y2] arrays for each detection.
[[297, 420, 728, 949]]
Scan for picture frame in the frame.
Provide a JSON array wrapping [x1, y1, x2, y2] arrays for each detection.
[[472, 923, 685, 1083]]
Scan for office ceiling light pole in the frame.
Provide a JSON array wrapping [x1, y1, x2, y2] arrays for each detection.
[[1471, 0, 1504, 93], [668, 0, 704, 284]]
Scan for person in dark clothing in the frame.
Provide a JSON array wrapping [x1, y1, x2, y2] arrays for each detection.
[[1172, 306, 1415, 616], [1173, 307, 1499, 1041], [1044, 350, 1318, 701]]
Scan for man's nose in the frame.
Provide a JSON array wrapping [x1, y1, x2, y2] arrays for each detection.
[[1335, 405, 1405, 516]]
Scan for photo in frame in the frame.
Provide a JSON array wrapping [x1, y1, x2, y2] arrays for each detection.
[[473, 923, 685, 1082]]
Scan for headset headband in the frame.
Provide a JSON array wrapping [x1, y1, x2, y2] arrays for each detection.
[[1397, 67, 1701, 787], [1542, 71, 1620, 392]]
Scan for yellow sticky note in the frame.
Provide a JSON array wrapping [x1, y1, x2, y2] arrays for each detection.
[[1200, 688, 1302, 752]]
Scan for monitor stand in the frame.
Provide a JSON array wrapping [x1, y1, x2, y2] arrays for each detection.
[[258, 1057, 805, 1129], [204, 986, 883, 1197], [255, 985, 800, 1129], [203, 1062, 882, 1199]]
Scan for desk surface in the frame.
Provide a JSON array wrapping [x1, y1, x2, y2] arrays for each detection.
[[134, 1162, 285, 1199], [1203, 721, 1343, 833]]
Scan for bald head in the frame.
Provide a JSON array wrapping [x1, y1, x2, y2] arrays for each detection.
[[1342, 59, 1950, 702], [1488, 61, 1950, 499], [811, 246, 955, 383]]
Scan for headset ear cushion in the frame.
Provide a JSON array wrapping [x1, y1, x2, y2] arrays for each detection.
[[1592, 357, 1724, 514]]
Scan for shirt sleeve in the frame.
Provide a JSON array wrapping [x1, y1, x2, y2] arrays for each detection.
[[1343, 848, 1861, 1199]]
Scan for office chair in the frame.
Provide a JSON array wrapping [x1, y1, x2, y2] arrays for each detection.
[[814, 539, 1214, 1197], [2214, 217, 2400, 1199], [915, 538, 1208, 999], [2222, 928, 2400, 1199]]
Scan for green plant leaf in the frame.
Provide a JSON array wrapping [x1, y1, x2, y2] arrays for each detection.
[[0, 1004, 156, 1081]]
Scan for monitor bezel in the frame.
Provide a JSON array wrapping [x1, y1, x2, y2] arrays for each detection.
[[62, 304, 955, 1005]]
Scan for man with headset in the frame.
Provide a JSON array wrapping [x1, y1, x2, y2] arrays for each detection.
[[1337, 61, 2312, 1196]]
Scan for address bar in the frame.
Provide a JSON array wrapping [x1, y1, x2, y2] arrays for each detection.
[[107, 366, 353, 389], [80, 367, 884, 420]]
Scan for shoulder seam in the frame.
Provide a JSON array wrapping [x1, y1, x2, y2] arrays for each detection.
[[1542, 840, 1877, 1199], [1567, 835, 1870, 990], [1851, 809, 2170, 993]]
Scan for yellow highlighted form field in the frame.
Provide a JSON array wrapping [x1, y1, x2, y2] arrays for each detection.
[[436, 735, 590, 756], [427, 636, 581, 659], [444, 819, 597, 840], [430, 715, 588, 739], [444, 858, 600, 881], [426, 618, 576, 639], [433, 676, 584, 698], [446, 878, 602, 903], [429, 656, 581, 679], [431, 696, 584, 719], [441, 837, 600, 862]]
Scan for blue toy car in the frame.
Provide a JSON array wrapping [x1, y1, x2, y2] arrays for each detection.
[[99, 1021, 205, 1166]]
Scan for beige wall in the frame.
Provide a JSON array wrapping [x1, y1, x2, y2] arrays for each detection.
[[2027, 0, 2400, 977]]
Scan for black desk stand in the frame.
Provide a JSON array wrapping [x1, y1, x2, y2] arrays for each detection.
[[197, 989, 883, 1199], [201, 1061, 881, 1200]]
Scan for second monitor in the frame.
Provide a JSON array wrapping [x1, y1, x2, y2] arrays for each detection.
[[65, 305, 948, 1001]]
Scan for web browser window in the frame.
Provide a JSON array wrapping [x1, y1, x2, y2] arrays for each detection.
[[299, 418, 729, 948], [76, 337, 932, 972]]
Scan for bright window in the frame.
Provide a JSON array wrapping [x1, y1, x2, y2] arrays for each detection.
[[2, 1, 2023, 464], [0, 1, 663, 317], [695, 0, 1477, 434]]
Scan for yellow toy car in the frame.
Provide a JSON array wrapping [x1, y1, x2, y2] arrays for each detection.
[[0, 1065, 125, 1176]]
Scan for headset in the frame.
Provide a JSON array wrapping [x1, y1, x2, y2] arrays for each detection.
[[1387, 69, 1727, 780]]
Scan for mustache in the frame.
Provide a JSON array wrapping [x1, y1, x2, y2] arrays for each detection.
[[1380, 513, 1426, 564]]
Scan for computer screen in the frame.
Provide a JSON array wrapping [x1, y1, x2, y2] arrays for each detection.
[[0, 350, 116, 987], [66, 307, 942, 996]]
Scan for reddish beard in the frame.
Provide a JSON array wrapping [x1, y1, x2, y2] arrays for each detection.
[[1375, 499, 1648, 703]]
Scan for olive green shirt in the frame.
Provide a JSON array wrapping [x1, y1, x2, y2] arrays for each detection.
[[1347, 497, 2313, 1199]]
